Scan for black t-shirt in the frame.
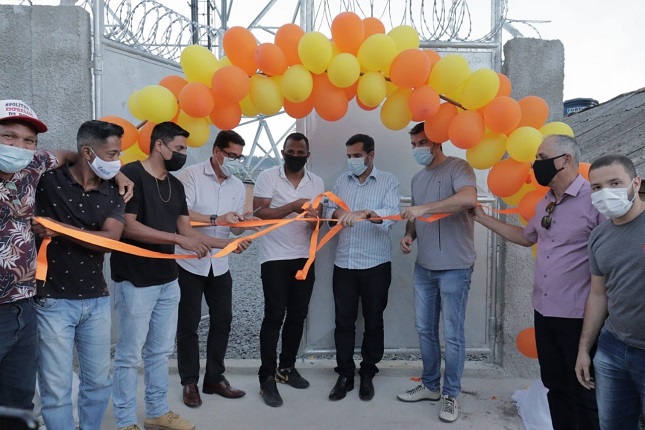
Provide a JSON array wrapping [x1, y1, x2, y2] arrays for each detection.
[[35, 165, 125, 299], [110, 161, 188, 287]]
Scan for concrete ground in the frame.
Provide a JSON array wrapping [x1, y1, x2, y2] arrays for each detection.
[[101, 359, 531, 430]]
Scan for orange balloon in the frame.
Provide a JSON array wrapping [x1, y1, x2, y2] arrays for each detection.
[[344, 81, 358, 101], [518, 96, 549, 129], [159, 75, 188, 100], [579, 162, 591, 180], [275, 24, 304, 66], [331, 12, 365, 55], [211, 66, 251, 103], [487, 157, 531, 197], [496, 73, 512, 97], [409, 86, 440, 121], [284, 97, 314, 119], [255, 43, 288, 76], [516, 327, 538, 359], [483, 96, 521, 134], [362, 17, 385, 38], [389, 49, 432, 89], [209, 99, 241, 130], [178, 82, 215, 118], [311, 73, 348, 122], [99, 116, 138, 151], [422, 49, 441, 68], [222, 26, 258, 76], [448, 110, 485, 149], [518, 188, 547, 221], [137, 121, 156, 155], [424, 103, 458, 143], [356, 97, 378, 111]]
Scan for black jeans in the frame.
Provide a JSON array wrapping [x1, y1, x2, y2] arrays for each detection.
[[333, 263, 391, 378], [534, 310, 600, 430], [177, 266, 233, 386], [258, 259, 315, 382]]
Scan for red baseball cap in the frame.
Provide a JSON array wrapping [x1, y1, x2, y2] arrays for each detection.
[[0, 99, 48, 133]]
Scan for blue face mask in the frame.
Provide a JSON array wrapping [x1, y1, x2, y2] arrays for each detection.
[[348, 157, 368, 176], [220, 157, 243, 177], [0, 143, 35, 173], [413, 147, 433, 166]]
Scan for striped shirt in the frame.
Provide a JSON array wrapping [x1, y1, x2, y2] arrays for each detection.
[[324, 167, 400, 269]]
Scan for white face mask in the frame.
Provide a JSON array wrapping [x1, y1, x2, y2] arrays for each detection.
[[347, 157, 368, 176], [0, 143, 35, 173], [219, 157, 242, 177], [591, 181, 636, 219], [88, 148, 121, 180]]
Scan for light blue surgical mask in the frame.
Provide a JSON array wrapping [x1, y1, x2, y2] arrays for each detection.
[[0, 143, 35, 173], [220, 157, 243, 177], [348, 157, 368, 176], [413, 147, 433, 166]]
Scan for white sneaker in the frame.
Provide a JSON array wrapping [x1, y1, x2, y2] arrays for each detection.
[[439, 395, 459, 422], [397, 384, 441, 402]]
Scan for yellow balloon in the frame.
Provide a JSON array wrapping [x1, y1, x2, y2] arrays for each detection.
[[357, 34, 397, 72], [460, 68, 500, 110], [298, 31, 333, 74], [428, 54, 471, 94], [380, 88, 412, 130], [501, 182, 534, 206], [539, 121, 574, 137], [239, 94, 259, 117], [507, 126, 543, 162], [531, 243, 537, 258], [219, 56, 232, 67], [250, 75, 283, 115], [385, 80, 398, 97], [127, 91, 146, 121], [387, 25, 420, 53], [137, 85, 178, 124], [466, 132, 507, 170], [119, 143, 147, 164], [176, 111, 210, 148], [357, 72, 387, 107], [281, 65, 313, 103], [327, 53, 361, 88], [180, 45, 220, 86]]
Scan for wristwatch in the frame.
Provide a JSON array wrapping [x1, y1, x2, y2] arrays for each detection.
[[210, 214, 218, 225], [365, 211, 372, 220]]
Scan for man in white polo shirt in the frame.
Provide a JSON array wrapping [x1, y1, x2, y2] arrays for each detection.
[[253, 132, 324, 407], [175, 130, 253, 408]]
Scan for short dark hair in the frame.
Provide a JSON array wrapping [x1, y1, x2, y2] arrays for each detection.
[[284, 132, 309, 150], [76, 120, 124, 152], [213, 130, 245, 151], [590, 154, 637, 179], [345, 133, 374, 153], [150, 122, 189, 152], [409, 122, 425, 136]]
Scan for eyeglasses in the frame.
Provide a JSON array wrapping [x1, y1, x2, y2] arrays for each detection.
[[221, 148, 245, 162], [541, 201, 556, 229]]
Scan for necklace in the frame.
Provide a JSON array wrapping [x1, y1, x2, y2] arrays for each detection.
[[144, 160, 172, 203]]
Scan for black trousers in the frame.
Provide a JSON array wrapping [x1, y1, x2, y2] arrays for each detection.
[[177, 266, 233, 386], [534, 310, 600, 430], [333, 262, 391, 378], [258, 259, 315, 382]]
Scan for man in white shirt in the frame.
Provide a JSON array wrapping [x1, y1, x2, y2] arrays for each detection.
[[175, 130, 253, 408], [253, 132, 324, 407]]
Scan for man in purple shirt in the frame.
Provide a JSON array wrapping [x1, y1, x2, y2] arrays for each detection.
[[473, 134, 602, 430]]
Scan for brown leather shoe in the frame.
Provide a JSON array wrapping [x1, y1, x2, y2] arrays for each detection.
[[183, 383, 202, 407], [203, 378, 246, 399]]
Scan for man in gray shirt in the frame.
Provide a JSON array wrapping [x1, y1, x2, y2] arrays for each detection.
[[397, 122, 477, 423], [575, 154, 645, 430]]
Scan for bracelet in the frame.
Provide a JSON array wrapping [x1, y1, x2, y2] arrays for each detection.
[[365, 210, 372, 220]]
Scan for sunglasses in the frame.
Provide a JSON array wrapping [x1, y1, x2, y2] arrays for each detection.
[[541, 201, 556, 229], [5, 181, 21, 207]]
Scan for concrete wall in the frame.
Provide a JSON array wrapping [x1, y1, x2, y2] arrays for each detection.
[[0, 5, 92, 150], [500, 38, 564, 377]]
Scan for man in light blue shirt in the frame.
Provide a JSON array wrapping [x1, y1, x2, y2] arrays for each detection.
[[324, 134, 400, 402]]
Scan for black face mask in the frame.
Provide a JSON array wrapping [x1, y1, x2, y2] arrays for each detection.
[[163, 147, 187, 172], [283, 154, 308, 172], [532, 154, 566, 186]]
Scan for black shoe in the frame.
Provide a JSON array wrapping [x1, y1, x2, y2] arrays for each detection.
[[359, 374, 374, 401], [276, 366, 310, 389], [260, 376, 283, 407], [328, 375, 354, 401]]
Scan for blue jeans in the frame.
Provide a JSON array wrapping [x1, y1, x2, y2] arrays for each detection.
[[112, 280, 180, 428], [0, 298, 38, 410], [594, 328, 645, 430], [413, 264, 472, 397], [35, 296, 111, 430]]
